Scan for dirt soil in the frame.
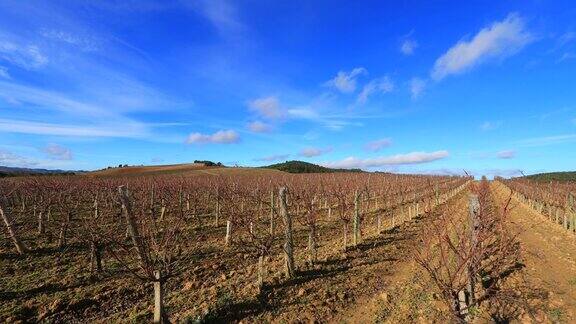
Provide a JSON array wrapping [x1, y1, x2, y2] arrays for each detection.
[[236, 188, 471, 323], [491, 182, 576, 323], [0, 183, 467, 323]]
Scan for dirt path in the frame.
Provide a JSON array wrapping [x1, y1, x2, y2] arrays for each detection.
[[491, 182, 576, 322], [236, 186, 471, 323]]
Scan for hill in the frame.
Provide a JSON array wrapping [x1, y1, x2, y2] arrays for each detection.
[[0, 166, 78, 178], [524, 171, 576, 182], [88, 163, 216, 176], [264, 160, 362, 173]]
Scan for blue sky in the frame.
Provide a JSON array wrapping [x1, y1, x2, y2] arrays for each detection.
[[0, 0, 575, 177]]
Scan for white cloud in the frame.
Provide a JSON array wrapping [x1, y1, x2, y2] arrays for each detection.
[[322, 150, 449, 169], [247, 121, 272, 133], [325, 67, 367, 93], [43, 143, 72, 160], [254, 154, 290, 162], [357, 76, 394, 104], [365, 138, 393, 152], [409, 77, 426, 99], [0, 38, 48, 70], [400, 39, 418, 55], [496, 150, 516, 159], [300, 147, 332, 158], [186, 130, 240, 144], [248, 96, 284, 119], [432, 13, 532, 80]]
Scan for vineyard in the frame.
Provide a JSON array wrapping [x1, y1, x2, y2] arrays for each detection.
[[1, 171, 576, 322]]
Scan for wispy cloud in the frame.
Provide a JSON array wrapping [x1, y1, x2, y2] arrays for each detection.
[[40, 29, 100, 52], [0, 149, 38, 168], [0, 66, 9, 79], [400, 39, 418, 55], [516, 133, 576, 147], [480, 120, 503, 131], [432, 13, 533, 80], [409, 77, 426, 99], [247, 121, 272, 133], [300, 147, 333, 158], [496, 150, 516, 159], [325, 67, 367, 93], [43, 143, 72, 160], [0, 36, 48, 70], [186, 129, 240, 144], [0, 118, 147, 138], [190, 0, 246, 38], [254, 154, 290, 162], [365, 138, 393, 152], [357, 76, 394, 104], [322, 150, 449, 169]]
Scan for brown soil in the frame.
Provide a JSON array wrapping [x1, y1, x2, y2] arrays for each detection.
[[491, 182, 576, 323], [0, 181, 466, 323]]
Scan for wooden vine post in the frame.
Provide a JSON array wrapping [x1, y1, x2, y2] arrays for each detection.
[[0, 197, 28, 254], [153, 270, 165, 324], [270, 190, 275, 235], [353, 190, 361, 247], [467, 194, 480, 306], [279, 187, 295, 279], [119, 186, 167, 323], [118, 186, 150, 268], [569, 193, 575, 233]]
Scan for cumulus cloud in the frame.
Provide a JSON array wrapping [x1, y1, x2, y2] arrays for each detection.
[[248, 96, 284, 119], [496, 150, 516, 159], [325, 67, 367, 93], [322, 150, 449, 169], [43, 144, 73, 160], [186, 130, 240, 144], [410, 77, 426, 99], [365, 138, 393, 152], [432, 13, 532, 80], [247, 121, 272, 133], [400, 39, 418, 55], [300, 147, 333, 158], [357, 76, 394, 104], [254, 154, 290, 162]]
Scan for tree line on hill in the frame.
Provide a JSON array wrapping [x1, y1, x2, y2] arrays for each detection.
[[264, 160, 362, 174]]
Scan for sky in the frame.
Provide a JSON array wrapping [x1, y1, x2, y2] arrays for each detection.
[[0, 0, 575, 178]]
